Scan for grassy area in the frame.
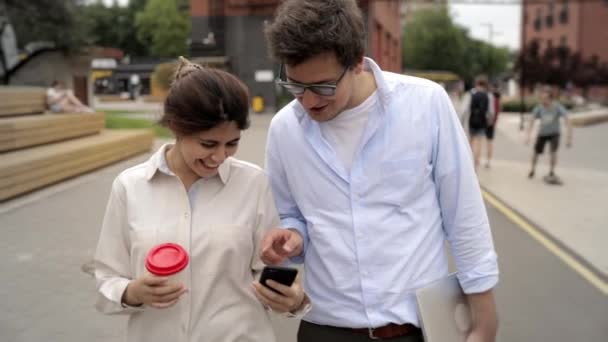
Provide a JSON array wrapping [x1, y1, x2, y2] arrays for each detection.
[[100, 109, 147, 116], [104, 113, 173, 138]]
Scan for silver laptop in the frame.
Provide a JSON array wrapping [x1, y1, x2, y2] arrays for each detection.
[[415, 273, 472, 342]]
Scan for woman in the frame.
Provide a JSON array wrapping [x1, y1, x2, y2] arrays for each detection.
[[94, 57, 308, 342], [46, 80, 94, 113]]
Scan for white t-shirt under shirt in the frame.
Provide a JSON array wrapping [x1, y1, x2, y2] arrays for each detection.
[[319, 90, 378, 172]]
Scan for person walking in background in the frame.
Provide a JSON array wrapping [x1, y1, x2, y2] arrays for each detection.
[[46, 80, 94, 113], [525, 86, 573, 184], [485, 85, 502, 168], [260, 1, 499, 341], [93, 57, 308, 342], [461, 76, 495, 171]]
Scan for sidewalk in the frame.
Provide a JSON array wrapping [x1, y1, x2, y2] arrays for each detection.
[[0, 119, 296, 342], [478, 113, 608, 280]]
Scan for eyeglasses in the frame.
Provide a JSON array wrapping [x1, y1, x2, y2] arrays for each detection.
[[276, 64, 348, 97]]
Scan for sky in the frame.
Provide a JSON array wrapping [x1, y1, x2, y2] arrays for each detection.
[[448, 1, 521, 51]]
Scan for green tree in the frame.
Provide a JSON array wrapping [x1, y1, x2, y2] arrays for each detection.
[[402, 8, 468, 75], [81, 0, 149, 57], [5, 0, 87, 50], [135, 0, 190, 57], [402, 8, 511, 81]]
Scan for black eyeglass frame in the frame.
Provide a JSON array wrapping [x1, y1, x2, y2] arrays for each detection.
[[276, 63, 349, 97]]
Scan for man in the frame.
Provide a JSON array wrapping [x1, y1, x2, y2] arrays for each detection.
[[460, 76, 495, 170], [486, 86, 502, 168], [261, 1, 499, 341], [525, 86, 572, 184]]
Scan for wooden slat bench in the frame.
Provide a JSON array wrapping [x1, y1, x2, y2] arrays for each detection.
[[0, 129, 154, 201], [0, 113, 105, 152], [0, 86, 47, 117]]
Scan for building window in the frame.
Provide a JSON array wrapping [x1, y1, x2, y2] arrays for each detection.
[[534, 8, 542, 31], [560, 0, 569, 24], [560, 35, 568, 48], [546, 1, 554, 28]]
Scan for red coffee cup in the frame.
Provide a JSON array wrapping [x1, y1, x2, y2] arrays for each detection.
[[145, 243, 189, 277]]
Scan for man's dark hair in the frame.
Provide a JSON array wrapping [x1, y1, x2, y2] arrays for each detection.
[[160, 59, 250, 136], [265, 0, 366, 68]]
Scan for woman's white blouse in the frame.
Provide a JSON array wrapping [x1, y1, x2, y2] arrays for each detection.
[[94, 144, 282, 342]]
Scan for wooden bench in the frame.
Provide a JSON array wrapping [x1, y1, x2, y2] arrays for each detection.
[[0, 129, 155, 201], [570, 111, 608, 127], [0, 112, 105, 152], [0, 86, 47, 117]]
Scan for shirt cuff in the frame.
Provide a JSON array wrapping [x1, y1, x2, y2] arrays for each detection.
[[281, 218, 308, 264], [96, 278, 146, 314], [458, 273, 499, 294]]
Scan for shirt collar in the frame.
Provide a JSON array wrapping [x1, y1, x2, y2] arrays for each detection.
[[145, 143, 230, 184], [362, 57, 391, 107]]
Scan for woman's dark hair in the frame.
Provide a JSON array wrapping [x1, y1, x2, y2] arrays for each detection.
[[160, 57, 250, 136], [265, 0, 366, 68]]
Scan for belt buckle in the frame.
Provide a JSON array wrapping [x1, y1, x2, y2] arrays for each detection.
[[368, 327, 380, 340]]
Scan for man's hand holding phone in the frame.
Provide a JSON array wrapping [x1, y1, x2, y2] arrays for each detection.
[[260, 228, 303, 265]]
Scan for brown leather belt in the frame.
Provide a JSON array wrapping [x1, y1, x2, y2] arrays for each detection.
[[351, 323, 421, 339]]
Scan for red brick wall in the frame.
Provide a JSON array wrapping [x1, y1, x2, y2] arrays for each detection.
[[190, 0, 278, 16], [364, 0, 403, 72], [522, 0, 582, 52], [521, 0, 608, 65], [579, 0, 608, 62]]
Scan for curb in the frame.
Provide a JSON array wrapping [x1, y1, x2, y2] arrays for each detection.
[[481, 186, 608, 292]]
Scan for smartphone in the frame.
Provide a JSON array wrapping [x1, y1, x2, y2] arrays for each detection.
[[259, 266, 298, 294]]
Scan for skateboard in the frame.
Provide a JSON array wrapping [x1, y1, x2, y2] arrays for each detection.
[[543, 174, 563, 185]]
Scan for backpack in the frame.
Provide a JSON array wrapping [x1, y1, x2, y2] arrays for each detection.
[[469, 90, 489, 129]]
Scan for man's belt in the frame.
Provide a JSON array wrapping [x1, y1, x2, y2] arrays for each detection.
[[350, 323, 421, 339]]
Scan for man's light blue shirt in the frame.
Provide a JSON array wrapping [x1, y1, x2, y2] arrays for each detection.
[[265, 58, 499, 328]]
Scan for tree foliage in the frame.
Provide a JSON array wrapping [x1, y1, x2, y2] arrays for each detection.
[[135, 0, 191, 57], [5, 0, 87, 50], [5, 0, 190, 58], [402, 8, 511, 81], [514, 41, 608, 94], [81, 0, 148, 57]]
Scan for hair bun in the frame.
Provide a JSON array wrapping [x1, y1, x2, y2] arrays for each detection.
[[174, 56, 203, 82]]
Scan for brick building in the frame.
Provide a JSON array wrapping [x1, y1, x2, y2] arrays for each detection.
[[189, 0, 402, 110], [521, 0, 608, 100], [522, 0, 608, 61]]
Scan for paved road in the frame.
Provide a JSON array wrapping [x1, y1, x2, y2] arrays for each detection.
[[1, 113, 606, 341]]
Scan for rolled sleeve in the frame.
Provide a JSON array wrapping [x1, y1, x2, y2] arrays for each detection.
[[431, 87, 499, 294], [95, 277, 145, 314], [265, 121, 310, 264]]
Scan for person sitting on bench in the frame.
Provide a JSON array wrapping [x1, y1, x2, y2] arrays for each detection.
[[46, 80, 94, 113]]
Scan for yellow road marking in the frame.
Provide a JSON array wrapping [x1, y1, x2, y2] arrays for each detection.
[[482, 189, 608, 296]]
